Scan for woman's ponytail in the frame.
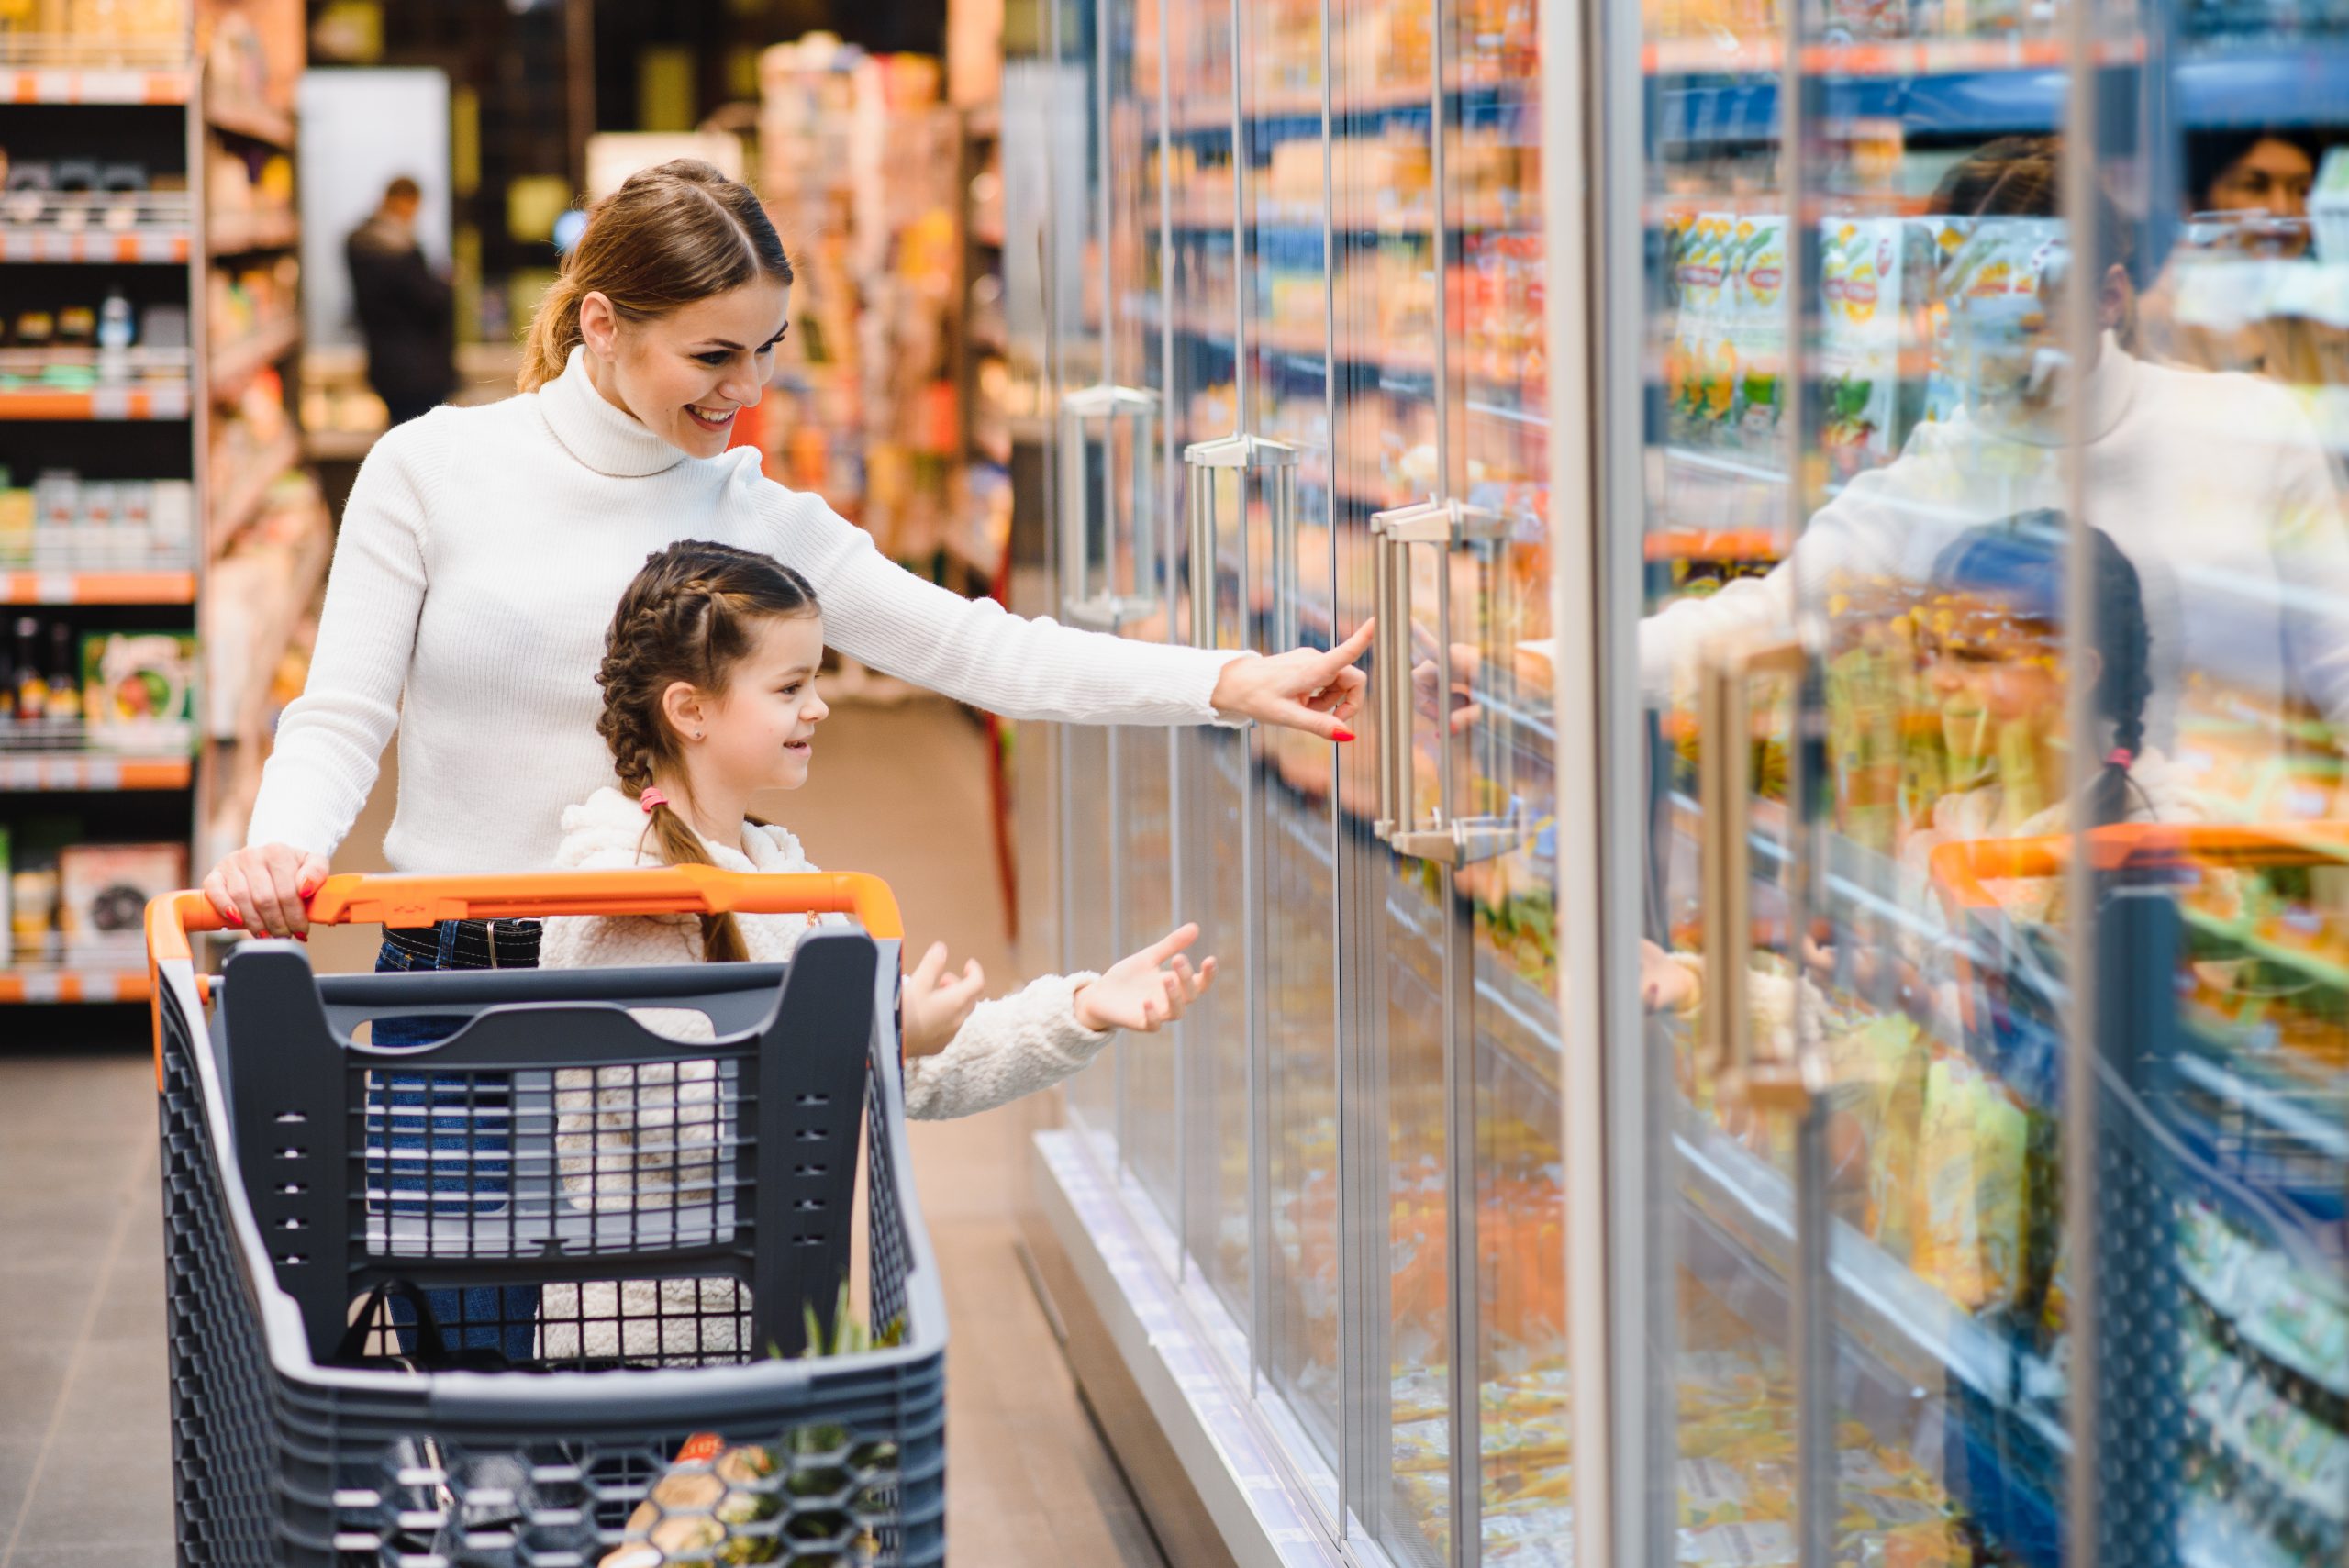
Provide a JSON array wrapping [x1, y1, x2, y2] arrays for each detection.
[[519, 274, 585, 394], [515, 160, 794, 395]]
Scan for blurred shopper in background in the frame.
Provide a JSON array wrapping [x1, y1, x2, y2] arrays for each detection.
[[345, 174, 455, 428]]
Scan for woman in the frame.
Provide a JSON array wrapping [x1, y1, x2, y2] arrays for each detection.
[[206, 160, 1365, 940]]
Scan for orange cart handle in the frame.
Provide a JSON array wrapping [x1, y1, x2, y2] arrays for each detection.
[[1930, 821, 2349, 917], [145, 869, 904, 1093], [148, 866, 903, 967]]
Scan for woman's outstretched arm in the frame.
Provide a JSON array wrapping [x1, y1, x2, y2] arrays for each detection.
[[756, 478, 1366, 738]]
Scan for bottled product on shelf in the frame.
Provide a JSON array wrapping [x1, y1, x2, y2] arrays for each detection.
[[2, 471, 195, 570]]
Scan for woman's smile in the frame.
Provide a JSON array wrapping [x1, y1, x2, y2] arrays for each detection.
[[685, 403, 739, 432]]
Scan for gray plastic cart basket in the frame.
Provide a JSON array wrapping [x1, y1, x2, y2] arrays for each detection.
[[145, 869, 947, 1568]]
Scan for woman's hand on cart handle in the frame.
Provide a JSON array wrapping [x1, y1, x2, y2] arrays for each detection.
[[1074, 923, 1216, 1035], [204, 842, 330, 939], [1210, 621, 1373, 741], [902, 941, 987, 1058]]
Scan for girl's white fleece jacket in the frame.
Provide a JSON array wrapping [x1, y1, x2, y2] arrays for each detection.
[[534, 785, 1110, 1362]]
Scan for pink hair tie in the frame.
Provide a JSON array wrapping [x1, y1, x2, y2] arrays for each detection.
[[640, 787, 669, 813], [2107, 748, 2134, 769]]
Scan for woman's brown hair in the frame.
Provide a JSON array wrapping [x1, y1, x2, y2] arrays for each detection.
[[519, 159, 794, 393], [596, 540, 820, 962]]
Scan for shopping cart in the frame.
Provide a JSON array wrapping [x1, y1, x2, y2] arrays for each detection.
[[145, 867, 947, 1568]]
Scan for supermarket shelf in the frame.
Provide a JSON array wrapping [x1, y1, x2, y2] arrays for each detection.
[[0, 569, 196, 606], [206, 95, 295, 149], [1163, 201, 1534, 237], [1165, 75, 1523, 135], [1662, 38, 2349, 140], [0, 967, 151, 1005], [3, 65, 191, 105], [0, 751, 193, 791], [207, 431, 304, 550], [206, 208, 299, 256], [0, 226, 192, 263], [209, 315, 300, 403], [0, 384, 191, 420]]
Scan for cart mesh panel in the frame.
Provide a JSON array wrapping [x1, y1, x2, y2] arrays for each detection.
[[160, 997, 293, 1566]]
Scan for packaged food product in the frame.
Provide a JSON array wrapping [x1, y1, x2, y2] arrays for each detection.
[[58, 842, 186, 956], [2178, 1202, 2254, 1314], [1680, 1520, 1800, 1566], [2236, 1251, 2349, 1396], [1394, 1416, 1453, 1473], [1910, 1053, 2028, 1311], [2226, 1373, 2349, 1519], [81, 630, 196, 752], [1820, 221, 1909, 481], [1679, 1458, 1753, 1526], [1725, 216, 1787, 454]]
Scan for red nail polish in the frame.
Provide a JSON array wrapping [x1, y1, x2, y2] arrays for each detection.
[[1332, 728, 1356, 743], [225, 910, 244, 927]]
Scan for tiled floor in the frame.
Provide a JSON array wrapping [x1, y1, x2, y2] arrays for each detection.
[[0, 696, 1163, 1568]]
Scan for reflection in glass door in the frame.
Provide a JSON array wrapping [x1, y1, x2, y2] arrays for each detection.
[[1237, 0, 1348, 1483], [1170, 0, 1258, 1325], [1053, 0, 1120, 1154]]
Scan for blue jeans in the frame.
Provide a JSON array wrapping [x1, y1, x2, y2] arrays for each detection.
[[373, 924, 540, 1361]]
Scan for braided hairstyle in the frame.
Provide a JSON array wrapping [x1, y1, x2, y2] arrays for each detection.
[[1928, 510, 2152, 828], [596, 540, 820, 962]]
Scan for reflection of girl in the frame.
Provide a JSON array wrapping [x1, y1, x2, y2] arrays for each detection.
[[1895, 512, 2212, 925], [1638, 512, 2214, 1014]]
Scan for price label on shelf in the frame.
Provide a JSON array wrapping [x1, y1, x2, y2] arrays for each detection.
[[20, 972, 62, 1004], [33, 572, 72, 603]]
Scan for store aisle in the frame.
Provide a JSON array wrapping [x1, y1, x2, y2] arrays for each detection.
[[0, 697, 1162, 1568]]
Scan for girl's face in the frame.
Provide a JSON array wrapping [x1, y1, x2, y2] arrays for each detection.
[[579, 280, 790, 458], [1921, 601, 2064, 762], [685, 614, 829, 795]]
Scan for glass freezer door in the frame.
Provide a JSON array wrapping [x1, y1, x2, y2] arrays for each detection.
[[1233, 0, 1348, 1488], [1343, 0, 1567, 1542], [1051, 0, 1122, 1156]]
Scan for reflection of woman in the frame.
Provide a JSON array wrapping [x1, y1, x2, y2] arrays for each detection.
[[1637, 137, 2349, 751], [206, 161, 1367, 940], [2138, 128, 2327, 371]]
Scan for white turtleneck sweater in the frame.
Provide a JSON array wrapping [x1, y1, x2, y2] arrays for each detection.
[[247, 348, 1247, 873]]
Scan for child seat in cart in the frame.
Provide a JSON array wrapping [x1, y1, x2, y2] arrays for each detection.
[[145, 868, 948, 1568]]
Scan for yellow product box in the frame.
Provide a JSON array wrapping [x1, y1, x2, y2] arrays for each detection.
[[1910, 1054, 2028, 1312]]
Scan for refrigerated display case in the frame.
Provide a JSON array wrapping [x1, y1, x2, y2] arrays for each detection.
[[1009, 0, 2349, 1552]]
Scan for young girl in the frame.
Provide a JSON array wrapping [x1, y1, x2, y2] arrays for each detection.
[[536, 540, 1214, 1361]]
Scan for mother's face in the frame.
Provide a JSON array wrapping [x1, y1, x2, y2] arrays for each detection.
[[579, 280, 791, 458]]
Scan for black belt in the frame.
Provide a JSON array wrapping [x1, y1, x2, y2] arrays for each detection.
[[382, 918, 542, 971]]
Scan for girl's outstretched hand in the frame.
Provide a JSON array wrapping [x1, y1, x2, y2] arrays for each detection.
[[1074, 923, 1217, 1035], [1208, 621, 1372, 741], [902, 941, 987, 1058]]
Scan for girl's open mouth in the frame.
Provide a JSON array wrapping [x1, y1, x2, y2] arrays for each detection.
[[784, 739, 812, 754], [685, 405, 738, 433]]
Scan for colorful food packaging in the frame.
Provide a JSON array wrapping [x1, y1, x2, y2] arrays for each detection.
[[1909, 1053, 2028, 1311], [2236, 1251, 2349, 1397], [1726, 215, 1787, 454], [81, 629, 196, 753], [1679, 1520, 1800, 1566], [1820, 220, 1908, 480]]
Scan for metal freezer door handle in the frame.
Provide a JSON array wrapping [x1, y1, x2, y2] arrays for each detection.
[[1367, 495, 1524, 866], [1181, 432, 1297, 655], [1058, 384, 1162, 633], [1697, 629, 1818, 1115]]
